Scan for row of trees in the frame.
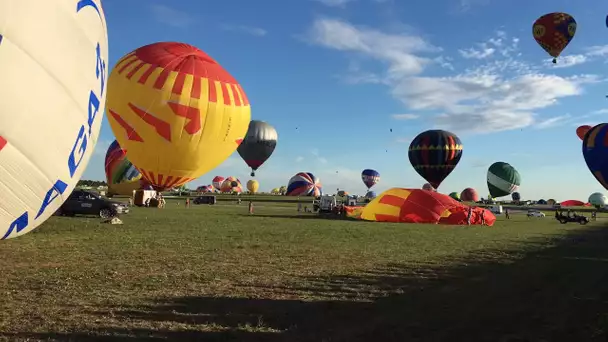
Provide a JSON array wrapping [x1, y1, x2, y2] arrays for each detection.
[[77, 180, 107, 187]]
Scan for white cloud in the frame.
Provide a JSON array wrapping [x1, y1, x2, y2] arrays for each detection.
[[305, 20, 602, 134], [306, 18, 441, 78], [545, 54, 588, 68], [534, 114, 571, 129], [149, 5, 194, 28], [395, 137, 409, 143], [392, 114, 419, 120], [313, 0, 355, 7], [542, 44, 608, 69], [221, 24, 267, 37], [459, 31, 518, 59], [295, 156, 304, 162]]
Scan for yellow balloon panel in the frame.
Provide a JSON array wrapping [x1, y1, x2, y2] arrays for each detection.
[[105, 42, 251, 189], [247, 179, 259, 193]]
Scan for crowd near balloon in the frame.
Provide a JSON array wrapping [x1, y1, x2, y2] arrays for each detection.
[[0, 3, 606, 240]]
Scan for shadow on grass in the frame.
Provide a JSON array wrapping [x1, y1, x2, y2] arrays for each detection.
[[243, 213, 359, 221], [5, 227, 608, 341]]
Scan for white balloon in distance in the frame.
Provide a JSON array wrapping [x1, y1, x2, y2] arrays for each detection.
[[0, 0, 108, 240]]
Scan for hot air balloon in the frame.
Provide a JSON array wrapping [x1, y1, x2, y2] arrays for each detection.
[[409, 130, 463, 189], [361, 169, 380, 189], [196, 185, 214, 193], [237, 120, 277, 177], [212, 176, 225, 190], [220, 177, 242, 193], [532, 12, 576, 63], [246, 179, 259, 193], [348, 188, 496, 225], [0, 1, 108, 240], [105, 140, 148, 196], [422, 183, 436, 191], [588, 192, 608, 207], [582, 124, 608, 191], [487, 162, 521, 198], [449, 192, 461, 201], [286, 172, 322, 196], [577, 125, 592, 141], [460, 188, 479, 202], [511, 192, 521, 202], [106, 42, 250, 190]]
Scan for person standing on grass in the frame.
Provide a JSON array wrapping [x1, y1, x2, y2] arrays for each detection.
[[467, 207, 472, 225], [248, 201, 254, 214], [185, 198, 190, 208], [505, 208, 510, 219], [592, 211, 597, 221], [481, 209, 486, 225]]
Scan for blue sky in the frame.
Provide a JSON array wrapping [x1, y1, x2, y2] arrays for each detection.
[[84, 0, 608, 201]]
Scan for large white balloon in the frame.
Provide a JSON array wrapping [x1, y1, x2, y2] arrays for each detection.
[[0, 0, 108, 239]]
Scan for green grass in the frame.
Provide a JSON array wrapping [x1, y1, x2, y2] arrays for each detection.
[[0, 203, 607, 341]]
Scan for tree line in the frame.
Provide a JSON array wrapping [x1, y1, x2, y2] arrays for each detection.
[[77, 180, 107, 187]]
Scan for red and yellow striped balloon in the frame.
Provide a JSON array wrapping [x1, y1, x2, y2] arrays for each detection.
[[105, 42, 251, 190]]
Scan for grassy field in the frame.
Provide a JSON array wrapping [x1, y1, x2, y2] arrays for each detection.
[[0, 202, 607, 341]]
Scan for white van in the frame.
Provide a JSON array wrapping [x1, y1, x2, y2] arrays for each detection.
[[488, 205, 503, 214]]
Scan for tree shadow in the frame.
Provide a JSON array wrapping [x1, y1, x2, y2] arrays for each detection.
[[5, 227, 608, 341]]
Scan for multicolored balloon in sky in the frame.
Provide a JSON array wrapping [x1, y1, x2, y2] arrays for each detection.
[[532, 12, 576, 63], [361, 169, 380, 189], [286, 172, 322, 196], [105, 140, 148, 196], [0, 0, 108, 240], [582, 124, 608, 191], [409, 130, 463, 189], [106, 42, 250, 190]]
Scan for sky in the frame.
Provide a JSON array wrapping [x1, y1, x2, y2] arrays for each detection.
[[83, 0, 608, 201]]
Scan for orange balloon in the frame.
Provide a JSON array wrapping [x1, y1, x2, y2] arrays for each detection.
[[577, 125, 592, 141]]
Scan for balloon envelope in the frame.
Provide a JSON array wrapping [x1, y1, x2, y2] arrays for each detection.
[[361, 169, 380, 189], [422, 183, 436, 191], [582, 124, 608, 191], [237, 121, 277, 176], [246, 179, 259, 193], [532, 12, 576, 62], [487, 162, 520, 198], [350, 188, 496, 225], [220, 177, 242, 193], [105, 141, 146, 196], [106, 42, 250, 190], [409, 130, 463, 189], [212, 176, 225, 189], [461, 188, 479, 202], [286, 172, 322, 196], [0, 1, 108, 240], [588, 192, 608, 206], [577, 125, 591, 141], [511, 192, 521, 201]]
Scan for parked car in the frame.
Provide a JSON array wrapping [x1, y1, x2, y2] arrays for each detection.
[[527, 210, 545, 218], [57, 190, 129, 218], [192, 196, 217, 205]]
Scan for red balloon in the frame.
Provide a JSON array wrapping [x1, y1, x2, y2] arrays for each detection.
[[460, 188, 479, 202], [577, 125, 592, 140]]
